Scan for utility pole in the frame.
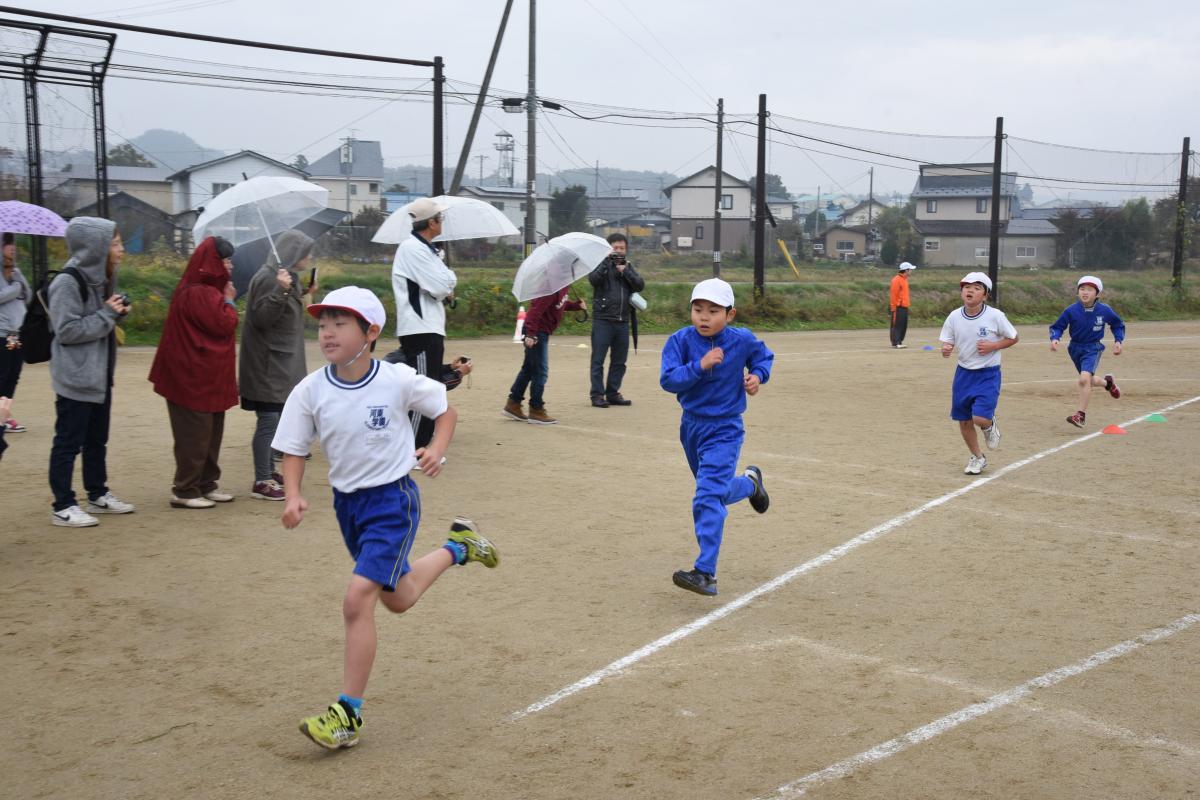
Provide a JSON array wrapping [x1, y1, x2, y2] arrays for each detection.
[[753, 93, 767, 298], [594, 160, 599, 197], [432, 56, 444, 196], [713, 97, 723, 277], [987, 116, 1004, 306], [524, 0, 538, 256], [450, 0, 512, 195], [815, 185, 821, 236], [1172, 136, 1191, 291], [340, 134, 355, 216], [867, 167, 874, 255]]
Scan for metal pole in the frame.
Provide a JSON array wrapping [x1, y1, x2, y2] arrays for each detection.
[[91, 72, 108, 217], [988, 116, 1004, 305], [1172, 136, 1190, 291], [524, 0, 537, 255], [23, 37, 47, 282], [754, 93, 767, 298], [713, 97, 723, 277], [432, 56, 444, 196], [449, 0, 512, 195], [866, 167, 873, 254]]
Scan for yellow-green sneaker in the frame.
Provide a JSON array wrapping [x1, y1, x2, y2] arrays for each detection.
[[299, 702, 362, 749], [447, 517, 499, 568]]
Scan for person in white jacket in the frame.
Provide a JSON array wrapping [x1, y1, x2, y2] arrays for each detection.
[[389, 197, 457, 449]]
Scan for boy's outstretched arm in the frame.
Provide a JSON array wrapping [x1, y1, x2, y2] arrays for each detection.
[[415, 405, 457, 477], [280, 453, 308, 529]]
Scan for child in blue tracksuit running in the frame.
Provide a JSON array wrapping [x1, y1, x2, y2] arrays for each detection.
[[1049, 274, 1125, 429], [660, 278, 774, 597]]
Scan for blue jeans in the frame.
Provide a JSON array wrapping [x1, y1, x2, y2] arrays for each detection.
[[590, 318, 630, 398], [49, 392, 112, 511], [509, 332, 550, 409]]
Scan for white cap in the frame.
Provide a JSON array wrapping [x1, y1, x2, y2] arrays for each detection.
[[691, 278, 735, 308], [308, 286, 386, 329], [898, 261, 916, 271], [407, 197, 448, 222], [960, 271, 993, 291], [1077, 275, 1103, 293]]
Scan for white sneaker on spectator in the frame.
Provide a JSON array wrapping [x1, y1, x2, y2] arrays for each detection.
[[87, 493, 136, 514], [52, 505, 99, 527], [171, 495, 216, 509], [204, 490, 235, 503]]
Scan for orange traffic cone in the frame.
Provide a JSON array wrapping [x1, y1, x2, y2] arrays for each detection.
[[512, 305, 526, 343], [1102, 424, 1127, 434]]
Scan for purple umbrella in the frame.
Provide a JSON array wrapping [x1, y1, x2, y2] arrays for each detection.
[[0, 200, 68, 237]]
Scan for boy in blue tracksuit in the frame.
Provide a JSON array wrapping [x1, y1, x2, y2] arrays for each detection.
[[660, 278, 774, 596], [1049, 274, 1125, 429]]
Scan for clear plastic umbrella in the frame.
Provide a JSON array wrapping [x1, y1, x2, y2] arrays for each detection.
[[511, 232, 612, 301], [372, 195, 520, 244], [192, 176, 330, 262]]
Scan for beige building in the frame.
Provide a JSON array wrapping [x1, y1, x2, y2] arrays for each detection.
[[821, 225, 869, 259], [45, 165, 174, 214], [665, 166, 752, 252], [305, 140, 383, 217]]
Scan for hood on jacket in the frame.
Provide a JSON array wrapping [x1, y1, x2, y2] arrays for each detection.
[[180, 236, 232, 291], [266, 230, 314, 270], [64, 216, 117, 286]]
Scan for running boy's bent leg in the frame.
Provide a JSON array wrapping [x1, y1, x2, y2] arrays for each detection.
[[682, 416, 748, 576]]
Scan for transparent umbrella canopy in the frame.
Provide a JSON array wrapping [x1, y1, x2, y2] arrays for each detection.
[[511, 232, 612, 302], [372, 195, 520, 244], [193, 176, 331, 261]]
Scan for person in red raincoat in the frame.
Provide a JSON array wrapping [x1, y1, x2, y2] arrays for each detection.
[[148, 236, 239, 508]]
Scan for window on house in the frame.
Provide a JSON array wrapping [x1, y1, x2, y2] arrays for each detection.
[[925, 239, 941, 252], [694, 224, 704, 240], [975, 246, 990, 258], [1016, 245, 1036, 258], [491, 201, 505, 211], [369, 182, 379, 193], [720, 194, 733, 210], [926, 199, 937, 214], [350, 184, 358, 196], [211, 182, 233, 196], [519, 202, 527, 212], [976, 198, 989, 214], [836, 240, 855, 252]]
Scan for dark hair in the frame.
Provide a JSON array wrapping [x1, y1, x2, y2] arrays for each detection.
[[1, 232, 13, 246], [318, 307, 370, 336], [412, 213, 441, 233], [606, 232, 628, 245], [213, 236, 235, 259]]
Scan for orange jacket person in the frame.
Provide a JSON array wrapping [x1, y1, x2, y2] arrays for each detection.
[[889, 262, 914, 348]]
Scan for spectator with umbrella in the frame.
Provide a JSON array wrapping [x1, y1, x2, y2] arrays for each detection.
[[148, 236, 240, 508], [1, 232, 32, 433]]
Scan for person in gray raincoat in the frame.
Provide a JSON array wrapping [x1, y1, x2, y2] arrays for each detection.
[[238, 230, 316, 500]]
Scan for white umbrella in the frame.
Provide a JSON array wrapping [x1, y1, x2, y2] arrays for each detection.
[[193, 176, 331, 261], [511, 232, 612, 302], [372, 195, 520, 244]]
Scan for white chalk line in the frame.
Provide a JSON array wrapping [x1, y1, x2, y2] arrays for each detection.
[[508, 394, 1200, 721], [754, 612, 1200, 799]]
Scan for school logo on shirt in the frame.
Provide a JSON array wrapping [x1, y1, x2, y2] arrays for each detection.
[[365, 406, 389, 430], [978, 326, 989, 337], [1093, 316, 1104, 331]]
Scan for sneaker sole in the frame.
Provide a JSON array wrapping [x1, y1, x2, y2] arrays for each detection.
[[249, 493, 286, 501], [672, 572, 717, 596], [1067, 418, 1085, 428], [170, 500, 216, 509], [87, 506, 135, 514], [526, 418, 557, 425], [501, 410, 527, 421], [299, 722, 359, 750], [52, 517, 98, 527], [745, 466, 769, 513]]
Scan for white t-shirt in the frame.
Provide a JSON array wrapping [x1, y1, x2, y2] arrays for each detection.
[[939, 304, 1018, 369], [272, 358, 448, 493]]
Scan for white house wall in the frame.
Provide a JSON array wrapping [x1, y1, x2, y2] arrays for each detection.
[[172, 155, 301, 213]]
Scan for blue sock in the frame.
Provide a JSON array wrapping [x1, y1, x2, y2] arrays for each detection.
[[444, 541, 467, 565], [338, 694, 363, 717]]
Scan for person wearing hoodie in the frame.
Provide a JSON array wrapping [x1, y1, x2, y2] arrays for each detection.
[[47, 217, 136, 527], [239, 230, 316, 500], [0, 232, 31, 433], [149, 236, 240, 508]]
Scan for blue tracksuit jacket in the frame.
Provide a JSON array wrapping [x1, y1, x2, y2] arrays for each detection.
[[1049, 301, 1125, 374], [661, 325, 774, 576]]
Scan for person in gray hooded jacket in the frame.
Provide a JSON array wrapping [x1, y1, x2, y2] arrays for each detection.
[[47, 217, 137, 527], [238, 229, 316, 500]]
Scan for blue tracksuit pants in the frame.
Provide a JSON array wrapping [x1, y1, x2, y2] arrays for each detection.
[[680, 413, 755, 576]]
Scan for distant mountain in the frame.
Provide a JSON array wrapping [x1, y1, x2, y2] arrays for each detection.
[[128, 129, 224, 171]]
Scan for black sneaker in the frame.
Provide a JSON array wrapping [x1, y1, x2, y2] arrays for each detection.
[[672, 568, 717, 596], [590, 395, 610, 408], [744, 465, 769, 513]]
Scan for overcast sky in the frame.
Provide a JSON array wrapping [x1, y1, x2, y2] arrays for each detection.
[[6, 0, 1198, 201]]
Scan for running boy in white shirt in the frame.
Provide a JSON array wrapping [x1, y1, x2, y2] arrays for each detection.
[[939, 272, 1019, 475], [272, 286, 498, 750]]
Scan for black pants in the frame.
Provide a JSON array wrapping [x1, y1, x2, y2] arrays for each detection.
[[0, 344, 22, 398], [398, 333, 444, 449], [49, 392, 112, 511], [590, 319, 630, 399], [890, 306, 909, 346]]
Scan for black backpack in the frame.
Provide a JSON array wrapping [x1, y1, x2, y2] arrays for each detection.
[[19, 267, 88, 365]]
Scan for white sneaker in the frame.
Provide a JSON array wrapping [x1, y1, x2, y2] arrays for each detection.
[[983, 419, 1001, 450], [203, 490, 235, 503], [895, 343, 907, 349], [171, 495, 216, 509], [52, 505, 99, 527], [87, 492, 136, 514], [964, 455, 987, 475]]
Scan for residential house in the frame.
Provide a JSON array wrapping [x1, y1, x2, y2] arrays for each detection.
[[74, 191, 176, 253], [840, 199, 890, 227], [912, 163, 1057, 268], [306, 140, 384, 217], [166, 150, 306, 215], [593, 209, 672, 249], [766, 195, 796, 224], [44, 165, 174, 215], [664, 166, 751, 251], [455, 185, 550, 244], [820, 225, 870, 260], [589, 190, 651, 225], [381, 190, 426, 214]]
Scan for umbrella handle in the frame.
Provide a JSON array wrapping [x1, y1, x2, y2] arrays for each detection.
[[254, 201, 281, 265]]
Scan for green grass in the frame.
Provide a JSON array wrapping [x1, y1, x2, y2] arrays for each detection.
[[111, 250, 1200, 345]]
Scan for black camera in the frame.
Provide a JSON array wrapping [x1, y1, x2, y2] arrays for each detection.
[[613, 254, 627, 265], [116, 293, 130, 306]]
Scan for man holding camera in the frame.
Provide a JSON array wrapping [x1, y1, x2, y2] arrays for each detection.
[[587, 232, 644, 407]]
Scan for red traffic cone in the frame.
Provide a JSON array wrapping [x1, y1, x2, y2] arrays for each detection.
[[1102, 424, 1127, 435], [512, 306, 526, 343]]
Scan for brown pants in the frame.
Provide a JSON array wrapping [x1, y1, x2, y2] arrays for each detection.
[[167, 401, 225, 499]]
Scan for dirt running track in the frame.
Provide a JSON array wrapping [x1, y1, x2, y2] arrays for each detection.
[[2, 320, 1198, 800]]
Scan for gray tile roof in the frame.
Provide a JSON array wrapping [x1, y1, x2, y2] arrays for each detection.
[[305, 140, 384, 180], [1004, 217, 1059, 236], [911, 170, 1017, 199], [165, 150, 305, 182]]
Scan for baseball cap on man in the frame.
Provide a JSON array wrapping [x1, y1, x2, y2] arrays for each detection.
[[898, 262, 916, 271], [407, 197, 448, 222], [691, 277, 735, 308], [959, 271, 993, 291], [1077, 275, 1103, 293], [308, 286, 386, 329]]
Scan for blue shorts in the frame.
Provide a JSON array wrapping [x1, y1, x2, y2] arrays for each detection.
[[332, 476, 421, 591], [1068, 341, 1104, 375], [951, 365, 1001, 422]]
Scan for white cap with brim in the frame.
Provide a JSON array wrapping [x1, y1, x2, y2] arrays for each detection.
[[960, 271, 993, 291], [308, 286, 387, 329], [898, 262, 916, 271], [1077, 275, 1103, 293], [407, 197, 448, 222], [691, 277, 735, 308]]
